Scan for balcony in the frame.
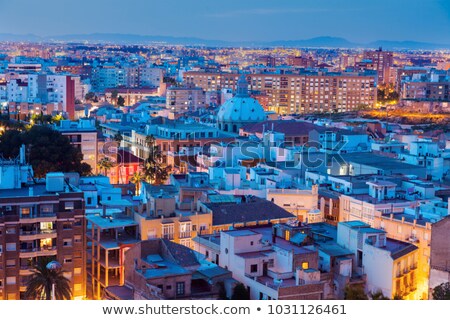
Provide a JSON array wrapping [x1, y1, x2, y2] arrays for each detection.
[[179, 231, 191, 239], [20, 212, 57, 222], [19, 267, 35, 276], [19, 229, 57, 240], [410, 262, 418, 270], [19, 246, 57, 258], [162, 234, 174, 240]]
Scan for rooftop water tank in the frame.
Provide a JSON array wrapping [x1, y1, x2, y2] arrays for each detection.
[[46, 172, 65, 192]]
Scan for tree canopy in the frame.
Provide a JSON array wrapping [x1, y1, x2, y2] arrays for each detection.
[[344, 285, 368, 300], [0, 125, 92, 178], [25, 256, 72, 300], [142, 135, 171, 185], [117, 95, 125, 107], [231, 283, 250, 300], [432, 282, 450, 300]]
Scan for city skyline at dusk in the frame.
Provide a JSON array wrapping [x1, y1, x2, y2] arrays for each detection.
[[0, 0, 450, 308], [0, 0, 449, 44]]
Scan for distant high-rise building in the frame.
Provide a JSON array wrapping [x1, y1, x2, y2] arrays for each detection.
[[258, 55, 276, 67], [363, 48, 394, 85], [184, 71, 377, 115], [287, 55, 316, 68], [166, 83, 206, 113]]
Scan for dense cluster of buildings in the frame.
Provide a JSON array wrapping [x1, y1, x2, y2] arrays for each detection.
[[0, 42, 449, 301]]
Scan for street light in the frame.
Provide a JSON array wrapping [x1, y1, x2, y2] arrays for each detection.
[[46, 260, 62, 300]]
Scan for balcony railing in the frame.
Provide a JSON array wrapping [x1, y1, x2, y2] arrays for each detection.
[[162, 234, 174, 240], [20, 212, 56, 219], [410, 262, 418, 270], [179, 231, 191, 239], [20, 230, 57, 236], [20, 246, 57, 253], [20, 265, 35, 270]]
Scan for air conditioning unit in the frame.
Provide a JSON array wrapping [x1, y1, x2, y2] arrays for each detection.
[[408, 236, 419, 243], [5, 206, 12, 211]]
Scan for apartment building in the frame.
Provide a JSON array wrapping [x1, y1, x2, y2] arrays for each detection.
[[135, 183, 213, 249], [0, 163, 86, 300], [0, 74, 80, 119], [105, 239, 232, 300], [363, 48, 394, 84], [337, 221, 419, 299], [194, 227, 326, 300], [166, 84, 206, 113], [86, 201, 139, 300], [54, 119, 98, 174], [183, 71, 377, 115], [373, 212, 432, 299]]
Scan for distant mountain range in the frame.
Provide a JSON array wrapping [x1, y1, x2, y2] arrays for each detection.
[[0, 33, 449, 50]]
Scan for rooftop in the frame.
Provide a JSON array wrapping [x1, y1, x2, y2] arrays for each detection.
[[204, 197, 295, 226], [86, 213, 138, 229], [384, 238, 418, 260], [0, 183, 81, 199], [317, 243, 353, 257], [341, 153, 424, 171]]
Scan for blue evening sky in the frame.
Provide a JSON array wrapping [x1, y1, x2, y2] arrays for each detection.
[[0, 0, 449, 43]]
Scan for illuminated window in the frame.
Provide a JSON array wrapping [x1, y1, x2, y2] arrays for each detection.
[[21, 207, 31, 217], [40, 222, 53, 232], [40, 238, 52, 249], [302, 262, 309, 269], [285, 230, 290, 241]]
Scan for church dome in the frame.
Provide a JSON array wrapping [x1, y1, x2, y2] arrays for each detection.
[[217, 75, 266, 132]]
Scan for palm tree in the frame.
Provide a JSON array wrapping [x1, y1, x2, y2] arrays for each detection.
[[130, 171, 143, 195], [25, 256, 72, 300], [143, 135, 171, 185], [97, 157, 115, 177]]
